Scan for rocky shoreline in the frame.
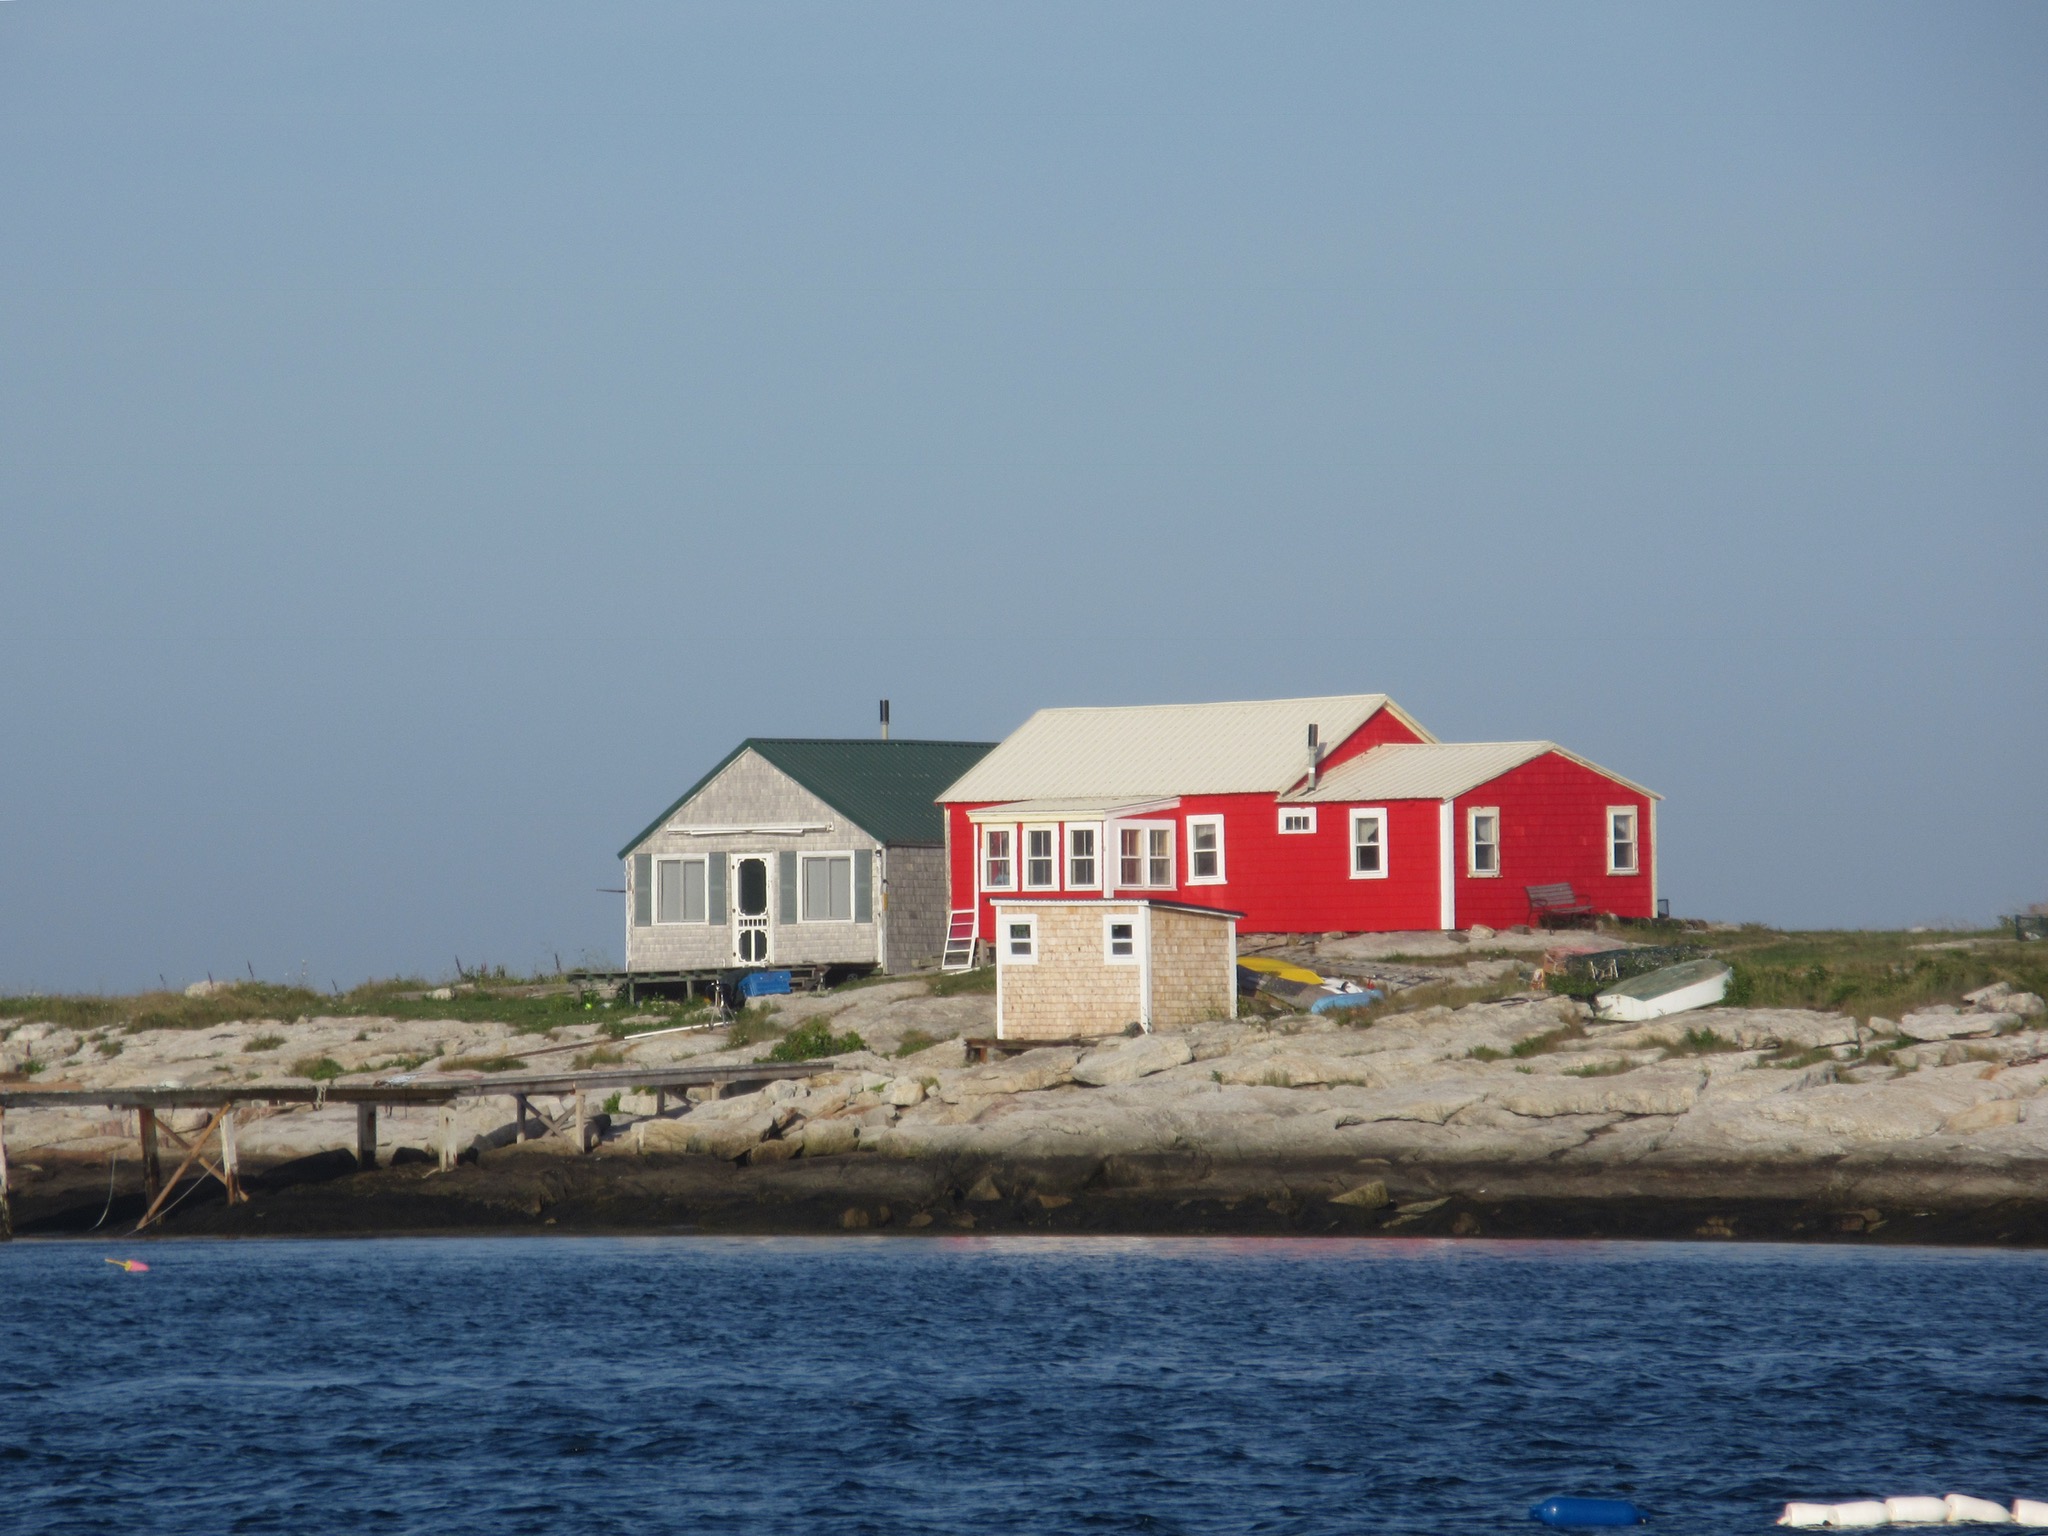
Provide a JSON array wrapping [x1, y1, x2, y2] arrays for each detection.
[[9, 972, 2048, 1245]]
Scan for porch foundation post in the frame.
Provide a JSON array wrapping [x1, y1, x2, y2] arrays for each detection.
[[355, 1104, 377, 1169], [219, 1107, 242, 1203], [0, 1104, 12, 1241], [138, 1107, 163, 1200]]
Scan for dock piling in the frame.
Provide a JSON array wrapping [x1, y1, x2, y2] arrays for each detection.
[[437, 1107, 455, 1173], [138, 1107, 162, 1199], [0, 1104, 12, 1241], [355, 1104, 377, 1170]]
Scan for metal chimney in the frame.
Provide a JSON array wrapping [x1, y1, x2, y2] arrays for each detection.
[[880, 699, 891, 741], [1307, 723, 1321, 790]]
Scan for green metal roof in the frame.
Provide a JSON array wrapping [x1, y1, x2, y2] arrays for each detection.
[[617, 738, 997, 858]]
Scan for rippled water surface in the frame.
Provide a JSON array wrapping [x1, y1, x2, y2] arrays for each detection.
[[3, 1237, 2046, 1535]]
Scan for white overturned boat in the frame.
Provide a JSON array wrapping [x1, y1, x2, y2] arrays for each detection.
[[1593, 958, 1732, 1023]]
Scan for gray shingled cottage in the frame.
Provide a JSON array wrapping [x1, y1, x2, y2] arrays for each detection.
[[619, 738, 995, 981]]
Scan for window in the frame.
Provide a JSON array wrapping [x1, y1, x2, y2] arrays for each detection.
[[1278, 807, 1317, 835], [982, 827, 1013, 890], [654, 857, 707, 923], [1187, 815, 1225, 883], [1117, 823, 1174, 887], [1003, 914, 1038, 963], [801, 854, 854, 921], [1349, 809, 1388, 879], [1024, 826, 1058, 889], [1067, 825, 1098, 888], [1468, 809, 1500, 877], [1104, 914, 1138, 963], [1608, 808, 1639, 875]]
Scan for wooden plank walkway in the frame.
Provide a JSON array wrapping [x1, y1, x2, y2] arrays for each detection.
[[0, 1058, 838, 1237]]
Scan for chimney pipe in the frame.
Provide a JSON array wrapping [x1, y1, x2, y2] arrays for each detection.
[[1307, 723, 1321, 790], [880, 699, 891, 741]]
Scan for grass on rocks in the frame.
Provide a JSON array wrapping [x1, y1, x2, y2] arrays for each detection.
[[761, 1017, 866, 1063], [1702, 928, 2048, 1021], [894, 1028, 939, 1058], [929, 967, 996, 997]]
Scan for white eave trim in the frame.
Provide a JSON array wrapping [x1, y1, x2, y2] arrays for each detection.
[[667, 822, 832, 836]]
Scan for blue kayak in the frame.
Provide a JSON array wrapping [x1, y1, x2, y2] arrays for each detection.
[[1530, 1496, 1646, 1527]]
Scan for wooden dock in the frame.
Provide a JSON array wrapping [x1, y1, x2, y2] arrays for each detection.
[[0, 1059, 835, 1237]]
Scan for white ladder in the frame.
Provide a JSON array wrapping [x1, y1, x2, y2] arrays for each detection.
[[941, 908, 978, 971]]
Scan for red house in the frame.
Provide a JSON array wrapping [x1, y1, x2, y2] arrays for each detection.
[[936, 694, 1658, 943]]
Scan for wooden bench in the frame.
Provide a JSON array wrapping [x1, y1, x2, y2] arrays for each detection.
[[1526, 882, 1595, 928]]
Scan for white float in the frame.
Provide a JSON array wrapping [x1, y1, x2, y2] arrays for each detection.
[[2012, 1501, 2048, 1527], [1831, 1502, 1891, 1527], [1780, 1505, 1836, 1528], [1887, 1497, 1951, 1525], [1948, 1496, 2014, 1524]]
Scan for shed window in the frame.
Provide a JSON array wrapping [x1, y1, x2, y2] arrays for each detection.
[[1608, 808, 1639, 875], [1067, 826, 1098, 888], [1187, 816, 1225, 883], [1105, 916, 1138, 962], [802, 855, 854, 921], [1024, 827, 1058, 889], [1468, 810, 1500, 877], [982, 828, 1014, 890], [1004, 915, 1038, 963], [1118, 824, 1173, 888], [655, 857, 707, 922], [1278, 808, 1316, 835], [1350, 809, 1388, 879]]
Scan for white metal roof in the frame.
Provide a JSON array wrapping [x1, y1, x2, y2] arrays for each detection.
[[1294, 741, 1658, 802], [939, 694, 1432, 801], [965, 796, 1180, 823]]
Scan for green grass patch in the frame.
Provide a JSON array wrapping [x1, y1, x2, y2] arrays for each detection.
[[292, 1055, 345, 1081], [894, 1028, 939, 1058], [95, 1038, 123, 1058], [1511, 1025, 1583, 1057], [1334, 975, 1530, 1028], [1668, 1027, 1745, 1056], [439, 1054, 528, 1073], [929, 967, 996, 997], [573, 1047, 625, 1069], [724, 1006, 784, 1049], [244, 1034, 287, 1052], [762, 1018, 867, 1063], [1564, 1059, 1632, 1077]]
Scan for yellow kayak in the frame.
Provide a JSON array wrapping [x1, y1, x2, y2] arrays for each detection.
[[1236, 956, 1325, 986]]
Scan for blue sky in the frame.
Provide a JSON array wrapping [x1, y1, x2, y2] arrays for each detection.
[[2, 2, 2043, 991]]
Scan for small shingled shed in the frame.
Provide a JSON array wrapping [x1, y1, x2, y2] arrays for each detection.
[[992, 898, 1239, 1040]]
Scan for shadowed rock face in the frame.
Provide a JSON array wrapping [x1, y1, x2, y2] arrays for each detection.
[[13, 984, 2048, 1244]]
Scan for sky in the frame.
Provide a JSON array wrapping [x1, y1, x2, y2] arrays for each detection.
[[2, 2, 2044, 993]]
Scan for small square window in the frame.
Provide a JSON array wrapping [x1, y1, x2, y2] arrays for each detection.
[[1003, 916, 1037, 963], [1105, 916, 1138, 963], [1278, 808, 1316, 835]]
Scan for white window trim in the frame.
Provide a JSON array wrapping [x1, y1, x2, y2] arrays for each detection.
[[1115, 819, 1176, 890], [799, 851, 858, 923], [1349, 808, 1389, 881], [1466, 806, 1501, 878], [1607, 806, 1640, 876], [981, 824, 1016, 891], [1103, 911, 1140, 965], [1001, 911, 1039, 965], [1277, 806, 1317, 835], [1065, 822, 1101, 890], [1185, 814, 1226, 885], [1022, 823, 1060, 890]]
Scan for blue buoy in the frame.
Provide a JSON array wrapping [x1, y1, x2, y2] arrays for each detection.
[[1529, 1496, 1646, 1527]]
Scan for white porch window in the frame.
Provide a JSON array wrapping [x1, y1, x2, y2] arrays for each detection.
[[802, 855, 854, 921], [1187, 815, 1225, 884], [1468, 809, 1500, 877], [1024, 826, 1058, 889], [1608, 808, 1639, 875], [982, 827, 1014, 890], [1350, 809, 1388, 879], [1118, 823, 1174, 888], [654, 857, 708, 923], [1067, 825, 1098, 889]]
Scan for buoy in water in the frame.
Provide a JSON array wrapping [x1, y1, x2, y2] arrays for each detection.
[[1530, 1497, 1647, 1527], [103, 1258, 150, 1273]]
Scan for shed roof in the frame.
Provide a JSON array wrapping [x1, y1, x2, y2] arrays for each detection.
[[618, 738, 997, 857], [1292, 741, 1658, 802], [938, 694, 1433, 802]]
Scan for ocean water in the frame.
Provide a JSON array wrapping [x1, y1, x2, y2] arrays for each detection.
[[1, 1237, 2045, 1535]]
